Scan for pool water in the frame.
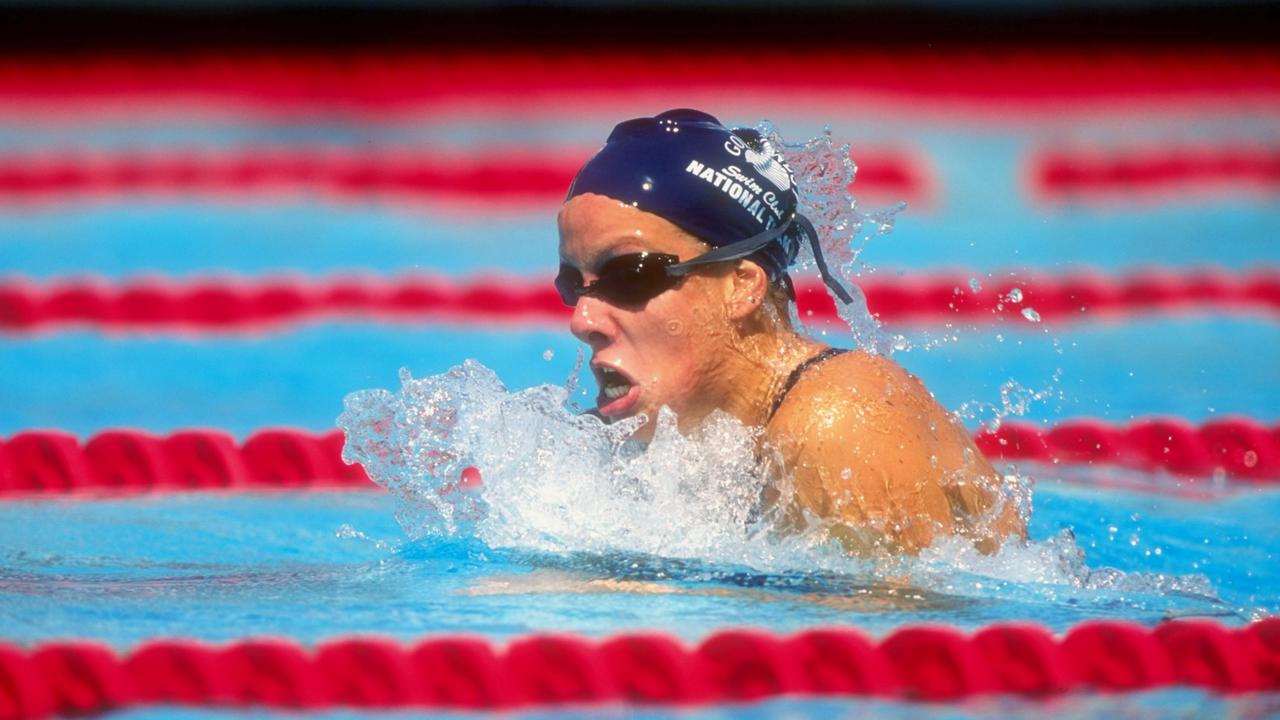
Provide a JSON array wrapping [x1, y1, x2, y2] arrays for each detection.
[[2, 317, 1277, 437], [2, 99, 1279, 717], [1, 477, 1276, 647]]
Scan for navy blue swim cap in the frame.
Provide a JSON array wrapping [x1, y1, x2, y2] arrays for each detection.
[[567, 109, 853, 304]]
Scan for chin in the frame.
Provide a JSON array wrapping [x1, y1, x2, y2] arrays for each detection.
[[629, 420, 658, 443], [619, 401, 661, 441]]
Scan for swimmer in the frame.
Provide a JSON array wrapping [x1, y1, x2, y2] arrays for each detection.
[[557, 109, 1026, 556]]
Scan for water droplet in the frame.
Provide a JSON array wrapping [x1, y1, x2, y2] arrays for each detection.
[[542, 349, 555, 361], [967, 278, 982, 293], [1244, 450, 1259, 468], [1008, 288, 1023, 303], [335, 524, 364, 540], [840, 467, 852, 480], [1021, 308, 1041, 323]]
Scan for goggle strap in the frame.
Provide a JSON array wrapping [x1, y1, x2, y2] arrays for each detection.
[[666, 219, 794, 275], [667, 214, 855, 306], [797, 214, 855, 305]]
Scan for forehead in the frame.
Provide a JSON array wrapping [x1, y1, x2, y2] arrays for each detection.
[[558, 193, 706, 263]]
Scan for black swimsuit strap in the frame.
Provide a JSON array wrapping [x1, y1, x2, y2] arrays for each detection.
[[768, 348, 847, 421]]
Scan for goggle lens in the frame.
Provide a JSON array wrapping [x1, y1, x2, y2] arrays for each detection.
[[555, 252, 681, 307]]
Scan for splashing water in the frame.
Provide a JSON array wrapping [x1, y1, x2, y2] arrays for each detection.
[[340, 362, 847, 570], [758, 123, 1073, 433], [761, 123, 908, 355], [337, 361, 1221, 610], [956, 369, 1065, 433]]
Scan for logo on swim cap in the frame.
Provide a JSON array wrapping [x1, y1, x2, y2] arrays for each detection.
[[744, 139, 792, 192]]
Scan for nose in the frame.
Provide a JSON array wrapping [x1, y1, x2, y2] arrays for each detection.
[[568, 295, 614, 348]]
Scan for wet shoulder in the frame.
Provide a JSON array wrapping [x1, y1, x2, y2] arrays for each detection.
[[766, 349, 934, 441]]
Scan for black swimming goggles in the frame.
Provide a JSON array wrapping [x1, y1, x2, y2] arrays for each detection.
[[556, 215, 854, 307]]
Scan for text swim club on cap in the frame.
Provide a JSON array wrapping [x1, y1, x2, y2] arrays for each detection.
[[566, 109, 855, 305]]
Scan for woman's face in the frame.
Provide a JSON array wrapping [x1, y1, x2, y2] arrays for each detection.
[[558, 193, 738, 432]]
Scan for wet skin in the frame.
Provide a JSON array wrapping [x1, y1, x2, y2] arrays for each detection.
[[558, 193, 1026, 556]]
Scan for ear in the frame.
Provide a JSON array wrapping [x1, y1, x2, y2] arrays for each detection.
[[726, 259, 771, 320]]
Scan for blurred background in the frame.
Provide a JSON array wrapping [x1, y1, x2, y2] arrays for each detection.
[[0, 0, 1277, 438]]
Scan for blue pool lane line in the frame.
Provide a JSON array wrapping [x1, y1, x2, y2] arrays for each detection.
[[1, 201, 1277, 278], [1, 317, 1276, 437]]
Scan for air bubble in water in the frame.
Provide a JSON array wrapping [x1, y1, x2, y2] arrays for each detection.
[[1008, 288, 1023, 303], [542, 349, 555, 361], [968, 278, 982, 293], [1021, 308, 1041, 323]]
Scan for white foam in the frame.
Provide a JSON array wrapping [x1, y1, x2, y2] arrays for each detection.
[[339, 361, 861, 572], [337, 360, 1220, 613]]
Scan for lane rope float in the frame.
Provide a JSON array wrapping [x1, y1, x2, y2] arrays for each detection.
[[1, 49, 1276, 120], [4, 143, 1275, 206], [2, 269, 1277, 331], [0, 148, 924, 205], [0, 418, 1277, 497], [1, 619, 1277, 717]]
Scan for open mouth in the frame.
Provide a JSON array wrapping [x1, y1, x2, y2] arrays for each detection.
[[598, 366, 633, 401], [594, 364, 639, 416]]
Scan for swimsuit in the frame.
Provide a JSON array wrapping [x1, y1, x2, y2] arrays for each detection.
[[768, 347, 848, 421]]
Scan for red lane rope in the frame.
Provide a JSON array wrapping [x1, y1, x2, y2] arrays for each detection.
[[974, 418, 1280, 483], [4, 144, 1277, 207], [0, 418, 1277, 498], [0, 149, 577, 207], [2, 269, 1277, 332], [1, 619, 1277, 716], [1032, 144, 1280, 201], [0, 49, 1277, 121], [0, 148, 928, 207], [0, 429, 367, 496]]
